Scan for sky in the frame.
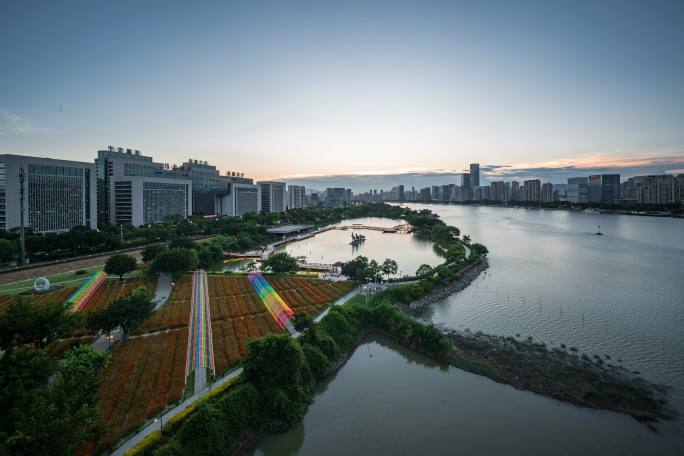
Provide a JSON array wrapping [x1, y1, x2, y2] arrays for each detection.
[[1, 0, 683, 190]]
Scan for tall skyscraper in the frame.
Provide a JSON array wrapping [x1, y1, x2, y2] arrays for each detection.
[[470, 163, 480, 190], [461, 173, 471, 200], [398, 184, 405, 202]]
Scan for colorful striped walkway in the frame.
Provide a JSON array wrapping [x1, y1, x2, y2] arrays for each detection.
[[248, 271, 296, 335], [65, 271, 107, 312], [185, 270, 215, 386]]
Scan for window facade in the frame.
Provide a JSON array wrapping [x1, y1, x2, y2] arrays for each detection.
[[143, 182, 189, 224], [27, 163, 86, 233]]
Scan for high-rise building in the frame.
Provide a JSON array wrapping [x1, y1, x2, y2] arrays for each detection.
[[523, 179, 541, 202], [622, 175, 679, 204], [567, 177, 588, 203], [0, 154, 96, 233], [431, 185, 441, 201], [258, 181, 287, 213], [510, 181, 520, 201], [470, 163, 480, 189], [601, 174, 621, 204], [324, 188, 351, 207], [461, 173, 471, 201], [587, 174, 621, 204], [287, 185, 306, 210], [553, 184, 568, 202], [541, 183, 553, 203], [96, 147, 192, 226], [419, 187, 432, 201], [397, 184, 405, 202], [441, 184, 455, 202], [587, 175, 603, 203], [491, 181, 506, 202]]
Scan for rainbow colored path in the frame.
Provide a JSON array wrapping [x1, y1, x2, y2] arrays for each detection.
[[185, 270, 215, 383], [248, 271, 296, 334], [65, 271, 107, 312]]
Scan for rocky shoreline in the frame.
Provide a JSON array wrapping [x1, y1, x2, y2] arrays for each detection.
[[443, 329, 673, 424], [401, 257, 489, 313]]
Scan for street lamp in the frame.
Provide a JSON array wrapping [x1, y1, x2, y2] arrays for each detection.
[[154, 414, 164, 433]]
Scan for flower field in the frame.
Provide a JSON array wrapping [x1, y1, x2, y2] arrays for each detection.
[[206, 276, 353, 375], [267, 277, 354, 317], [95, 330, 188, 452], [0, 286, 79, 315], [81, 277, 156, 313]]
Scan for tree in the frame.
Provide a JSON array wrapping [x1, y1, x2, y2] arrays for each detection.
[[0, 238, 17, 263], [415, 264, 433, 277], [0, 345, 107, 456], [104, 254, 137, 280], [341, 255, 380, 281], [168, 237, 195, 250], [150, 247, 198, 279], [261, 252, 299, 274], [0, 299, 83, 349], [292, 312, 314, 333], [141, 243, 167, 262], [197, 243, 224, 269], [88, 286, 154, 338], [380, 258, 398, 279], [470, 243, 489, 257], [462, 234, 471, 245]]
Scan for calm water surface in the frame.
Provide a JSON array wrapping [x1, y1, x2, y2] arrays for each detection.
[[254, 336, 677, 456], [255, 206, 684, 454], [275, 217, 442, 277]]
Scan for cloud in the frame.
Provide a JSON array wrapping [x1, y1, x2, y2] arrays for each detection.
[[0, 110, 53, 135], [279, 152, 684, 192]]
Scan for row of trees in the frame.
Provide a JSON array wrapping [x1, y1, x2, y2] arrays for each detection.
[[0, 202, 444, 265], [341, 256, 398, 281]]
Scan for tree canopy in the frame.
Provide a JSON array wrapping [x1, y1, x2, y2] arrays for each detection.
[[0, 345, 107, 456], [261, 252, 299, 274], [380, 258, 398, 279], [141, 243, 167, 262], [0, 299, 83, 349], [88, 286, 154, 338], [104, 254, 138, 280], [150, 247, 198, 279], [341, 255, 380, 281]]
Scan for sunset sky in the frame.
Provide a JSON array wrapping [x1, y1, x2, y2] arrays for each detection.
[[1, 0, 683, 189]]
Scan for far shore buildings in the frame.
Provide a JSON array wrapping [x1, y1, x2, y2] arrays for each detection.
[[287, 185, 306, 210], [257, 181, 287, 213]]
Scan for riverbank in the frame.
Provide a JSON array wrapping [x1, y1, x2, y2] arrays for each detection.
[[444, 329, 672, 424], [404, 257, 489, 312]]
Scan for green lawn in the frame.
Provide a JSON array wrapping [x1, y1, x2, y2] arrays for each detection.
[[0, 265, 147, 295]]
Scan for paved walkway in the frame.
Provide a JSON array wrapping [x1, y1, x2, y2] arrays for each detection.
[[92, 274, 171, 354]]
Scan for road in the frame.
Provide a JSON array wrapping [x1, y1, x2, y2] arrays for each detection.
[[0, 249, 144, 286]]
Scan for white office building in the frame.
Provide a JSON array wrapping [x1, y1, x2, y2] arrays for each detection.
[[96, 147, 192, 226], [258, 181, 287, 213], [0, 154, 96, 233], [287, 185, 306, 210]]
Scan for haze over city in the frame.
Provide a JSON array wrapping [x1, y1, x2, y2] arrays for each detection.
[[2, 0, 683, 188]]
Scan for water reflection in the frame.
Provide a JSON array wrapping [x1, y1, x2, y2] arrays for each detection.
[[254, 335, 678, 456], [275, 217, 443, 277]]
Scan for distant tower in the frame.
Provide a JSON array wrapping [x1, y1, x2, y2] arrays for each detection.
[[470, 163, 480, 189]]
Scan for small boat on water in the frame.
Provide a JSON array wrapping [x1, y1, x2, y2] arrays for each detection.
[[595, 225, 603, 235], [350, 232, 366, 245]]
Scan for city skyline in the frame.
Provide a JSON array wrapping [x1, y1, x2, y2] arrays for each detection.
[[2, 1, 683, 180]]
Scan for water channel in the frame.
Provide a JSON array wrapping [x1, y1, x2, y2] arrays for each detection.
[[253, 205, 684, 454]]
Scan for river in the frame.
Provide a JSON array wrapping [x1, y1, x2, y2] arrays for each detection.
[[254, 204, 684, 454]]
